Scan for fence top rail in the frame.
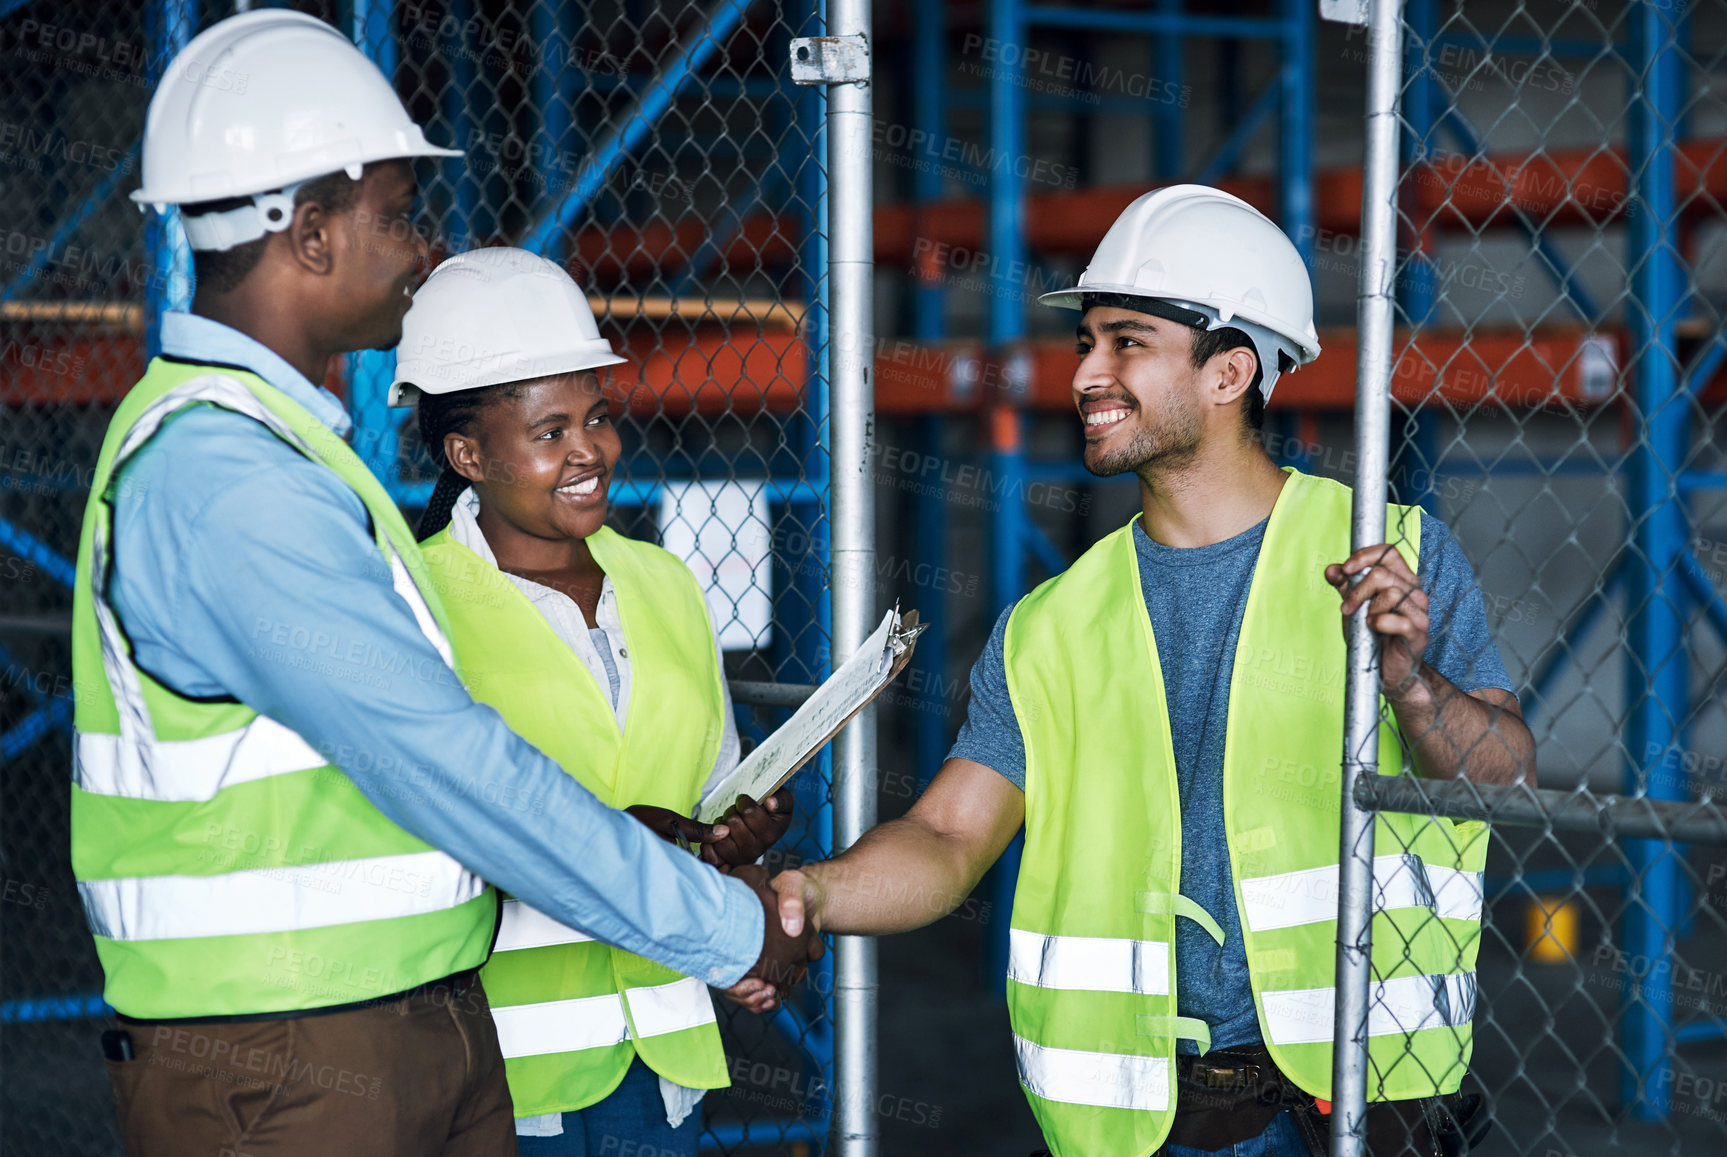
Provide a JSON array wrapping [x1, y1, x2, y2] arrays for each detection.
[[1355, 773, 1727, 845]]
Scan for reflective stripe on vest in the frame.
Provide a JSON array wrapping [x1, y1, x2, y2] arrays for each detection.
[[80, 850, 486, 940], [497, 898, 595, 952], [1239, 856, 1485, 932], [627, 977, 721, 1038], [81, 374, 456, 808], [1014, 1037, 1170, 1113], [1262, 972, 1478, 1047], [423, 526, 728, 1116], [1428, 865, 1486, 923], [1008, 929, 1171, 996], [74, 714, 324, 801], [71, 361, 494, 1019], [493, 978, 719, 1061], [495, 994, 628, 1058], [1002, 470, 1487, 1157]]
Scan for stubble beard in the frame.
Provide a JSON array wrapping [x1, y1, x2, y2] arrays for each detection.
[[1083, 404, 1204, 479]]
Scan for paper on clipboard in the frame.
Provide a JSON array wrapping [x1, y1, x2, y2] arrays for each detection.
[[697, 607, 925, 823]]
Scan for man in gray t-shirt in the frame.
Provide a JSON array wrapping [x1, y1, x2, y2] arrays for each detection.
[[950, 511, 1515, 1060], [753, 185, 1533, 1157]]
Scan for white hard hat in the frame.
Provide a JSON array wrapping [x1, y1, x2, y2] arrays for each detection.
[[1040, 183, 1321, 400], [389, 248, 627, 407], [132, 10, 460, 251]]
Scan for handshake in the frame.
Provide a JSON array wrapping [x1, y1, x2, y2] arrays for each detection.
[[624, 789, 825, 1013]]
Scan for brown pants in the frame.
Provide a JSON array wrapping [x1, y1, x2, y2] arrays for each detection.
[[104, 973, 516, 1157]]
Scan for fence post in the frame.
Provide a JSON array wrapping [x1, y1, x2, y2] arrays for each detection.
[[1622, 0, 1686, 1119], [982, 0, 1028, 997], [348, 0, 403, 498], [143, 0, 195, 359], [1330, 0, 1403, 1153], [827, 0, 879, 1151]]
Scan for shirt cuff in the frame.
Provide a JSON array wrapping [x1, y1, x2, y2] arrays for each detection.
[[698, 873, 766, 989]]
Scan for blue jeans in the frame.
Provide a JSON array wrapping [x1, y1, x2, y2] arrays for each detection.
[[516, 1059, 700, 1157], [1164, 1108, 1312, 1157]]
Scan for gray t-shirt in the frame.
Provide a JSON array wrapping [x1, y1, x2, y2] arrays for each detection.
[[949, 513, 1514, 1054]]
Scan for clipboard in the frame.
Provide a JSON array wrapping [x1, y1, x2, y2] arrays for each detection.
[[696, 606, 926, 824]]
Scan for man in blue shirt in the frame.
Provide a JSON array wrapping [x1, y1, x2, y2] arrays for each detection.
[[85, 12, 813, 1156], [764, 187, 1530, 1156]]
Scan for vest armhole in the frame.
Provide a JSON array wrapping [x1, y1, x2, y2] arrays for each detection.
[[101, 585, 241, 706], [99, 483, 242, 707]]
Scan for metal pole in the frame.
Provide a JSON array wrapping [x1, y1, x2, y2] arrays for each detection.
[[530, 0, 577, 207], [518, 0, 758, 258], [983, 0, 1027, 998], [1357, 774, 1727, 845], [0, 145, 141, 304], [144, 0, 195, 359], [827, 0, 877, 1150], [348, 0, 402, 493], [911, 0, 945, 338], [792, 22, 840, 1080], [1622, 0, 1686, 1120], [1330, 2, 1402, 1154], [442, 0, 478, 248], [1153, 0, 1183, 180], [910, 0, 949, 786], [1393, 0, 1438, 513], [1277, 0, 1313, 266]]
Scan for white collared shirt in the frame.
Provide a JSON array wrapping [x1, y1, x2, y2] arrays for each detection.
[[448, 488, 740, 798], [448, 488, 733, 1131]]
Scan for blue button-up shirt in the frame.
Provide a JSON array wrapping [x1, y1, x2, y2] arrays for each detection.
[[108, 312, 763, 987]]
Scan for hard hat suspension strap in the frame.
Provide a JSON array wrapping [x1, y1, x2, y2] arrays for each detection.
[[180, 180, 307, 253]]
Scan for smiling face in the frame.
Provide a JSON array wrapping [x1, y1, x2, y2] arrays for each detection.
[[1072, 305, 1210, 478], [446, 370, 620, 545], [327, 160, 428, 352]]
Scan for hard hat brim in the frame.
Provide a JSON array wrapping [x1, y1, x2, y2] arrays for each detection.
[[131, 146, 463, 208], [387, 349, 629, 408], [1038, 281, 1201, 313], [1038, 282, 1321, 366], [1036, 286, 1090, 311]]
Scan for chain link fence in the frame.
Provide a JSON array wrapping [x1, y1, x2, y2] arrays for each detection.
[[1, 0, 841, 1152], [8, 0, 1727, 1154], [1329, 0, 1727, 1153], [880, 0, 1727, 1151]]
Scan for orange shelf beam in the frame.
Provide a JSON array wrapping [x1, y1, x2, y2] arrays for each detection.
[[8, 324, 1718, 418], [876, 139, 1727, 259], [874, 327, 1663, 415], [0, 317, 809, 418], [562, 139, 1727, 278]]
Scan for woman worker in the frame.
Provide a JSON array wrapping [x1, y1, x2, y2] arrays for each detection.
[[388, 247, 794, 1155]]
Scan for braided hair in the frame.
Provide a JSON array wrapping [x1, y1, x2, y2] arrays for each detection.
[[412, 383, 525, 540]]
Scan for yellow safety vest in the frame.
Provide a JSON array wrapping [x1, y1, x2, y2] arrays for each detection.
[[422, 524, 730, 1116], [71, 359, 495, 1019], [1002, 469, 1487, 1157]]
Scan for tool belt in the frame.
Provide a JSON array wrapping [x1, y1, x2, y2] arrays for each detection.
[[1156, 1045, 1490, 1157]]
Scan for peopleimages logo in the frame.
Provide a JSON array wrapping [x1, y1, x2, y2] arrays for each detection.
[[0, 121, 131, 172], [865, 118, 1078, 190], [959, 33, 1190, 107]]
